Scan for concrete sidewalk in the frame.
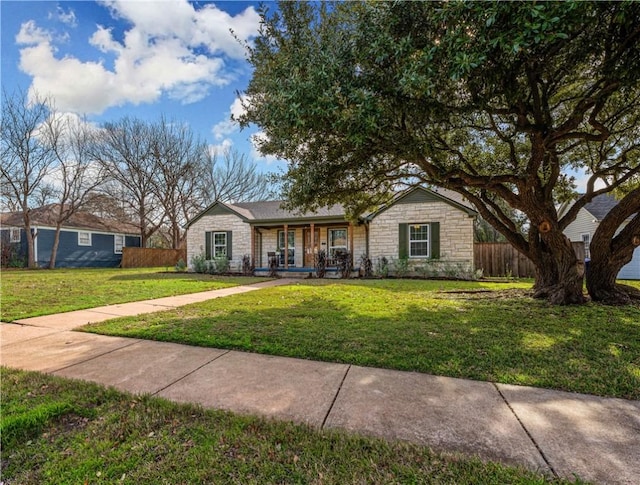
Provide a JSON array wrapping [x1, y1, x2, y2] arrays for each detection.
[[1, 280, 638, 485]]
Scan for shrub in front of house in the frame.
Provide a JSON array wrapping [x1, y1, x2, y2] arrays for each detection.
[[190, 253, 208, 273]]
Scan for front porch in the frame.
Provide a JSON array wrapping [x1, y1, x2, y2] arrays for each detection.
[[249, 220, 367, 273]]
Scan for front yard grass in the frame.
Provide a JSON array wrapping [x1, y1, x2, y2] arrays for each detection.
[[83, 279, 640, 400], [1, 368, 579, 484], [0, 267, 264, 322]]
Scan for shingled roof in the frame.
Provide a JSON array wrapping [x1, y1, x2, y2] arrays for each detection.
[[230, 200, 346, 221], [0, 204, 139, 234], [582, 194, 620, 221]]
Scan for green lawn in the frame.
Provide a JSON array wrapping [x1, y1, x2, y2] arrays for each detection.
[[83, 279, 640, 400], [1, 368, 580, 485], [0, 267, 264, 322]]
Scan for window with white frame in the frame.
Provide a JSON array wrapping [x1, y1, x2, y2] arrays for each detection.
[[409, 224, 429, 257], [213, 232, 227, 258], [278, 230, 295, 266], [114, 234, 125, 254], [78, 231, 91, 246], [10, 228, 21, 243], [328, 228, 348, 258], [581, 233, 591, 259]]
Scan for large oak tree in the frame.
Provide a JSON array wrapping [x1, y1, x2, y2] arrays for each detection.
[[240, 1, 640, 304]]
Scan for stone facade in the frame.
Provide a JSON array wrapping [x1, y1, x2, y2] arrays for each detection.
[[369, 200, 475, 274], [186, 214, 252, 271]]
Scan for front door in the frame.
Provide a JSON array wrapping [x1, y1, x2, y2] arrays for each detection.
[[304, 227, 320, 266]]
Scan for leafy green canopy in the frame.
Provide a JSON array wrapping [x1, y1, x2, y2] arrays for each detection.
[[241, 1, 640, 248]]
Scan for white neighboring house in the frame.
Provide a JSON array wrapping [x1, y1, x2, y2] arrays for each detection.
[[562, 194, 640, 280]]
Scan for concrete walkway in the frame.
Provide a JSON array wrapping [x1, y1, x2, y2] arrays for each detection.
[[1, 279, 638, 485]]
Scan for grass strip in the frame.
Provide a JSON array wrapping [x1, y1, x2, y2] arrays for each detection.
[[0, 267, 264, 321], [1, 367, 583, 484], [82, 279, 640, 399]]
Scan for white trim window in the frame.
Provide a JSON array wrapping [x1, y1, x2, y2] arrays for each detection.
[[328, 228, 348, 258], [78, 231, 92, 246], [278, 230, 295, 266], [213, 232, 227, 258], [10, 228, 21, 243], [114, 234, 125, 254], [409, 224, 430, 257], [581, 233, 591, 259]]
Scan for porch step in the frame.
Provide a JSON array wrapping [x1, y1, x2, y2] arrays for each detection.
[[254, 267, 360, 279]]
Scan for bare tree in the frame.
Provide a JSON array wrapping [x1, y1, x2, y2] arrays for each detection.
[[81, 190, 129, 221], [0, 89, 57, 268], [200, 147, 273, 204], [149, 117, 206, 249], [43, 114, 106, 268], [91, 117, 163, 247]]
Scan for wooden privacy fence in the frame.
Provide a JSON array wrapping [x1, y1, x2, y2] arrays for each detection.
[[474, 242, 585, 278], [122, 247, 187, 268]]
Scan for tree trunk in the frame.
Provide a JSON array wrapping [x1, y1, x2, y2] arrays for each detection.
[[530, 233, 586, 305], [25, 224, 36, 268], [22, 209, 37, 269], [172, 221, 182, 249], [48, 224, 62, 269], [586, 190, 640, 305], [586, 256, 640, 304]]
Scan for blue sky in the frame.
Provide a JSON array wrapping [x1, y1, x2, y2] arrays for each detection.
[[1, 0, 282, 171], [1, 1, 598, 192]]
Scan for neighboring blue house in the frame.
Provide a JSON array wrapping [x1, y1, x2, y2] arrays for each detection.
[[0, 204, 141, 268]]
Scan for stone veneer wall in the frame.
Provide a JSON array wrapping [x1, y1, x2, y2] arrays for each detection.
[[186, 214, 252, 271], [368, 201, 475, 274]]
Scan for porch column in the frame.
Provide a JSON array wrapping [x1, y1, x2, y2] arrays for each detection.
[[284, 224, 289, 270], [250, 226, 255, 268], [349, 222, 355, 265], [310, 223, 315, 265]]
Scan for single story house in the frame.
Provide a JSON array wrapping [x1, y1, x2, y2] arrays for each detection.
[[186, 187, 477, 276], [0, 204, 141, 268], [561, 194, 640, 280]]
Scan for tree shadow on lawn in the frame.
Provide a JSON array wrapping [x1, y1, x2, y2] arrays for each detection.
[[81, 289, 640, 400], [107, 273, 256, 283], [285, 278, 536, 294]]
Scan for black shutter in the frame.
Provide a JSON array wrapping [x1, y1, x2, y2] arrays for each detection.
[[398, 223, 408, 258], [205, 231, 212, 259], [226, 231, 232, 260], [430, 222, 440, 259]]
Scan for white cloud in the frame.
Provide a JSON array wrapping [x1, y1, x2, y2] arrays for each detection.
[[16, 21, 52, 45], [49, 5, 78, 27], [209, 138, 234, 156], [16, 0, 260, 115], [250, 131, 281, 166], [211, 96, 248, 140]]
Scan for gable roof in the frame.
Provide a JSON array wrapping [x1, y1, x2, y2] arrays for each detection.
[[187, 199, 348, 228], [582, 194, 620, 221], [188, 186, 477, 228], [0, 204, 140, 235], [365, 186, 477, 220], [232, 200, 346, 221]]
